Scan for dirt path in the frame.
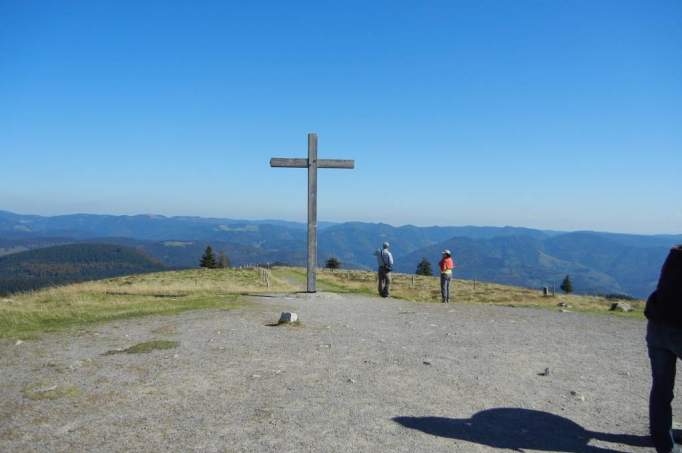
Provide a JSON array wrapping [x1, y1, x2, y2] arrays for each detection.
[[0, 293, 676, 452]]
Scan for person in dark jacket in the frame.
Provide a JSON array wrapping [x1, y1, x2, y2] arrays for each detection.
[[645, 245, 682, 453]]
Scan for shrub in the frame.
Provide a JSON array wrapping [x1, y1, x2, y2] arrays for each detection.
[[416, 258, 433, 276]]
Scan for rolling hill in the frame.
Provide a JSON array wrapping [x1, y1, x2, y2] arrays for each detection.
[[0, 210, 679, 298]]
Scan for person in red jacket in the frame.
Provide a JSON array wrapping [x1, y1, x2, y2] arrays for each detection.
[[439, 249, 455, 303]]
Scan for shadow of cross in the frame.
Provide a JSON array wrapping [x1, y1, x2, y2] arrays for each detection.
[[270, 133, 355, 293]]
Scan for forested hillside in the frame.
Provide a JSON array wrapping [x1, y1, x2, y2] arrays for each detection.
[[0, 244, 166, 295]]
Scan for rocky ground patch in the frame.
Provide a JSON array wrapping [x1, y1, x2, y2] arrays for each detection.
[[0, 292, 675, 452]]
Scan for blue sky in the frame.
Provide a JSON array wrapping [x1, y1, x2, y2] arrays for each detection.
[[1, 0, 680, 234]]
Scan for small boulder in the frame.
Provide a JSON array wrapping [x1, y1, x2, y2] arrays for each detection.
[[278, 312, 298, 323], [610, 302, 633, 313], [570, 390, 586, 402]]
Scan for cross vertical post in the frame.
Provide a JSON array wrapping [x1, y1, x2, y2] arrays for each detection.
[[270, 133, 355, 293], [307, 133, 318, 293]]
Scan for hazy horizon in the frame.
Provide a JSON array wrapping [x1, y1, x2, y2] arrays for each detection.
[[2, 207, 681, 237], [2, 1, 680, 235]]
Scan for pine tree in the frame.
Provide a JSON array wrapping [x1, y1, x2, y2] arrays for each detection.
[[216, 251, 230, 269], [416, 258, 433, 276], [560, 275, 573, 294], [200, 246, 216, 269], [325, 257, 341, 271]]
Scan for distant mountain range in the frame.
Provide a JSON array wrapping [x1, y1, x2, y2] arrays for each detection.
[[1, 210, 680, 298]]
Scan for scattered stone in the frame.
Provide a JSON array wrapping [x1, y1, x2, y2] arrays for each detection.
[[251, 374, 261, 378], [68, 361, 83, 371], [347, 378, 356, 384], [278, 312, 298, 323], [557, 302, 570, 308], [570, 390, 586, 401], [15, 340, 23, 346], [423, 361, 432, 366], [538, 368, 550, 376], [35, 385, 58, 393], [559, 309, 571, 313], [55, 422, 78, 435], [610, 302, 633, 312]]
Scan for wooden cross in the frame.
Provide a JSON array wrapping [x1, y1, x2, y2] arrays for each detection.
[[270, 133, 355, 293]]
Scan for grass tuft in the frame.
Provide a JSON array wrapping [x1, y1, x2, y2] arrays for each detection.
[[22, 383, 80, 401], [105, 340, 179, 355]]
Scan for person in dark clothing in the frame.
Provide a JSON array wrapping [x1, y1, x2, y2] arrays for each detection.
[[645, 245, 682, 453]]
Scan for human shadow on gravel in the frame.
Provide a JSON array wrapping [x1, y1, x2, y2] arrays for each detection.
[[393, 408, 651, 453]]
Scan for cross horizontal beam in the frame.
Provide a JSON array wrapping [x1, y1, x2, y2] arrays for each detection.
[[270, 158, 354, 169]]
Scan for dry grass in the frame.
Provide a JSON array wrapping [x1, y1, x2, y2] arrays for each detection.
[[279, 267, 645, 319], [0, 268, 296, 339], [0, 266, 643, 339]]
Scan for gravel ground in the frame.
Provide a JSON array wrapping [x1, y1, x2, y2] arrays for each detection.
[[1, 293, 678, 453]]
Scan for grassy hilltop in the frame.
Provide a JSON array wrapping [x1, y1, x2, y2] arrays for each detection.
[[0, 267, 644, 339]]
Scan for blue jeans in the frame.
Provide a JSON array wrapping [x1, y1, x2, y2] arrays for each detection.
[[440, 273, 452, 303], [647, 320, 682, 452]]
